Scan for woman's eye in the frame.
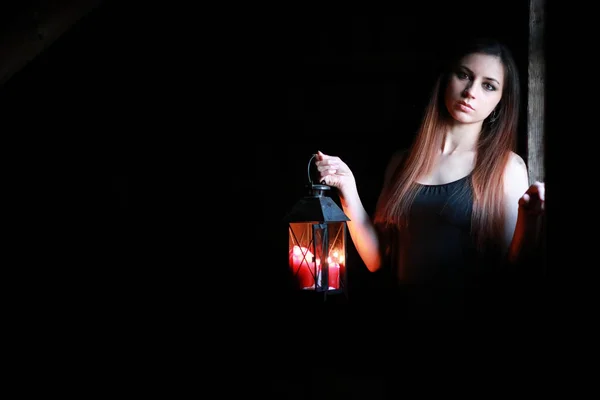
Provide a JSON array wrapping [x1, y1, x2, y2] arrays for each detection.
[[457, 72, 469, 79], [483, 83, 497, 91]]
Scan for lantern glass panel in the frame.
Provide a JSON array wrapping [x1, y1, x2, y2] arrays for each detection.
[[288, 221, 346, 292]]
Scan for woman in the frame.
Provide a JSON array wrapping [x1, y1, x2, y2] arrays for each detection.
[[315, 37, 545, 317]]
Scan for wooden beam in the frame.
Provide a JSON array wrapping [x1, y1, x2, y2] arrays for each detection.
[[528, 0, 546, 184], [527, 0, 547, 278], [0, 0, 103, 86]]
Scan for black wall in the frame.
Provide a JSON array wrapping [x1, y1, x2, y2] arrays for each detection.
[[1, 1, 534, 307], [4, 1, 574, 395]]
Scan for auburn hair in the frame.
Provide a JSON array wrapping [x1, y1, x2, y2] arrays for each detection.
[[374, 37, 521, 253]]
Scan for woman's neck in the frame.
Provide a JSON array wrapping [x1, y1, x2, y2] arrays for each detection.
[[442, 122, 482, 154]]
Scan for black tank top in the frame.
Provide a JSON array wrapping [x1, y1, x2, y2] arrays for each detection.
[[391, 174, 479, 289]]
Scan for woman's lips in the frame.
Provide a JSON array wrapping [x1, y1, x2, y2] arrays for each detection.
[[457, 101, 474, 112]]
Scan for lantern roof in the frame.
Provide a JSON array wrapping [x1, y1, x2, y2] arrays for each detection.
[[283, 184, 350, 223]]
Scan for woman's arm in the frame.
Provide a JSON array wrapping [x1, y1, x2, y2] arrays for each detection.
[[502, 152, 546, 264], [508, 181, 545, 264], [316, 150, 405, 272], [339, 184, 383, 272]]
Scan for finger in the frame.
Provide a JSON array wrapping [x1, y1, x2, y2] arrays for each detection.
[[518, 193, 530, 207], [535, 181, 545, 201], [528, 184, 539, 196], [317, 150, 341, 163], [519, 192, 545, 215], [527, 181, 545, 198], [317, 162, 338, 172], [317, 168, 337, 179], [320, 175, 334, 186]]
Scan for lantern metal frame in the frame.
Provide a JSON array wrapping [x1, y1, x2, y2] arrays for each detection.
[[283, 154, 351, 301]]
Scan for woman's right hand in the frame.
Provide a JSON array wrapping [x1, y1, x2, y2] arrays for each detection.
[[315, 150, 357, 196]]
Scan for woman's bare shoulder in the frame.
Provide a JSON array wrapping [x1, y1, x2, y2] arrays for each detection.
[[505, 151, 527, 177], [504, 151, 529, 194]]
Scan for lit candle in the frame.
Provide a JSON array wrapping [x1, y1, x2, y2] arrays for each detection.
[[326, 256, 340, 290], [289, 245, 317, 289]]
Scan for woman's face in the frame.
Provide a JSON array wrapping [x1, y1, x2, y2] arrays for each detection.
[[444, 52, 505, 124]]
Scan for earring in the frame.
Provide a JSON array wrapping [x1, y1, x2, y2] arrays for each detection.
[[488, 109, 499, 124]]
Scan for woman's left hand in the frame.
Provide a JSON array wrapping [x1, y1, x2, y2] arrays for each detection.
[[519, 181, 545, 216]]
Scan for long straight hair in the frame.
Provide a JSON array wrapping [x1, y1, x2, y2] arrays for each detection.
[[374, 38, 521, 253]]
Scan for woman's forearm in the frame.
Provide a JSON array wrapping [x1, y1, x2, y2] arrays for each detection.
[[508, 181, 546, 266], [508, 211, 543, 265], [339, 187, 383, 272]]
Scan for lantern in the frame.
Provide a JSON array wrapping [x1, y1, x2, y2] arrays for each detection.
[[283, 154, 350, 301]]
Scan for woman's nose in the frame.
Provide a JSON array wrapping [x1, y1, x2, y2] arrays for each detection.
[[462, 85, 476, 99]]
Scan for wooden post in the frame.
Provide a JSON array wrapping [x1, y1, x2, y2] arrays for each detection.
[[527, 0, 547, 279], [528, 0, 546, 184]]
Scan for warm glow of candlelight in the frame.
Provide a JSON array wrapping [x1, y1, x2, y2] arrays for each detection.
[[289, 245, 343, 290]]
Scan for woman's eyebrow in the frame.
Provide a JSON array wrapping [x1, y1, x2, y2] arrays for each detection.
[[459, 65, 500, 85]]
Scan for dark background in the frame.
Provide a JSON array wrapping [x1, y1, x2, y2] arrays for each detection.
[[3, 0, 583, 396], [0, 1, 537, 302]]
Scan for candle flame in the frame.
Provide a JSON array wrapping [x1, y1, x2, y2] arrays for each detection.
[[330, 250, 344, 265], [291, 245, 343, 266], [290, 245, 342, 290], [291, 245, 314, 263]]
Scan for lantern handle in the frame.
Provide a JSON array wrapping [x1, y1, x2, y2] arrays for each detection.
[[308, 153, 317, 185]]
